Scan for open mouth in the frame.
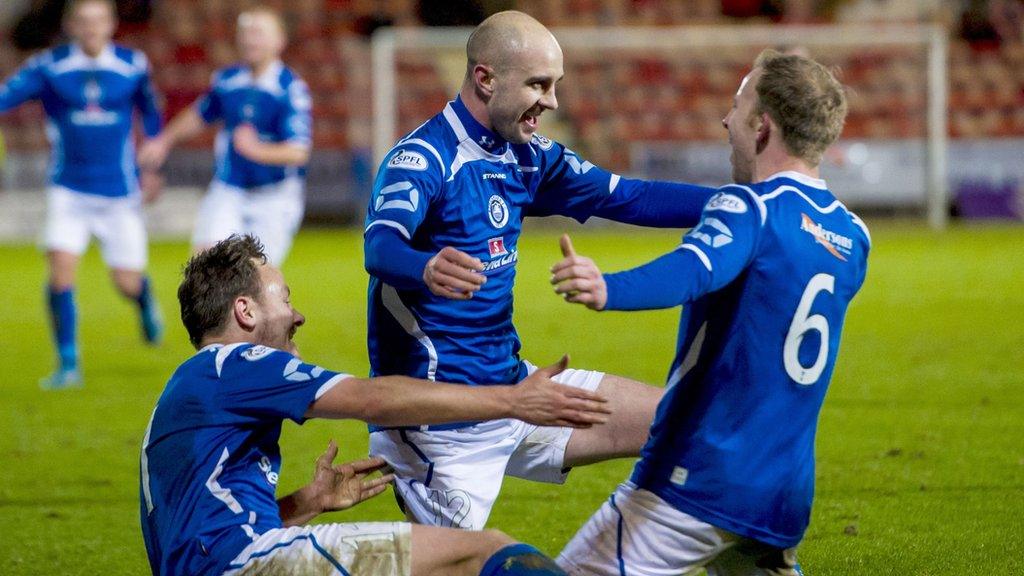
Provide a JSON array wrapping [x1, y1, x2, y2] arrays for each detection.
[[520, 111, 540, 129]]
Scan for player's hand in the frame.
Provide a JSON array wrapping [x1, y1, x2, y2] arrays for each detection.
[[511, 355, 611, 428], [551, 234, 607, 311], [309, 440, 394, 513], [232, 123, 262, 161], [137, 136, 171, 171], [423, 246, 487, 300], [140, 170, 164, 205]]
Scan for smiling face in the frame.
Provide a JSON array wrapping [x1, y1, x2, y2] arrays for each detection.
[[722, 67, 764, 183], [66, 0, 116, 56], [483, 31, 563, 143], [236, 10, 286, 69], [251, 264, 305, 353]]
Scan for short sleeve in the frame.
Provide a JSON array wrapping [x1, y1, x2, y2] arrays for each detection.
[[215, 344, 349, 424], [364, 142, 444, 242]]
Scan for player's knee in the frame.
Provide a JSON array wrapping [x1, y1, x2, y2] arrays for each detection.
[[478, 528, 516, 556]]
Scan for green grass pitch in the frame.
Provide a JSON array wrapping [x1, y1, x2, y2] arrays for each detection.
[[0, 222, 1021, 574]]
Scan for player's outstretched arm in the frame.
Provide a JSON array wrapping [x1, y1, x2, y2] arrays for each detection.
[[306, 356, 609, 427], [137, 105, 206, 170], [277, 440, 394, 526], [553, 190, 764, 311]]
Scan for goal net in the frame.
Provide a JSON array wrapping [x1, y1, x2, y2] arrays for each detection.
[[372, 24, 949, 228]]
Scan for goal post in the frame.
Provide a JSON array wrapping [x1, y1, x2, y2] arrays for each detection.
[[372, 23, 949, 228]]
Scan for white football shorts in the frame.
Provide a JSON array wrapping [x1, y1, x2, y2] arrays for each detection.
[[192, 177, 304, 266], [42, 185, 148, 271], [557, 482, 802, 576], [369, 362, 604, 530], [221, 522, 411, 576]]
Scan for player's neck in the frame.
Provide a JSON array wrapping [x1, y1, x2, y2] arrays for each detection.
[[199, 329, 255, 350], [77, 41, 110, 59], [249, 59, 278, 79], [458, 85, 495, 133], [753, 144, 819, 183]]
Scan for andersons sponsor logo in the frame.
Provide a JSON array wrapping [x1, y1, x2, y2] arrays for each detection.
[[800, 213, 852, 261]]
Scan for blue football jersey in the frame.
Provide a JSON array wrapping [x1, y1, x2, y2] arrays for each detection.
[[610, 172, 871, 549], [197, 61, 311, 189], [139, 343, 348, 576], [364, 96, 713, 394], [0, 43, 162, 197]]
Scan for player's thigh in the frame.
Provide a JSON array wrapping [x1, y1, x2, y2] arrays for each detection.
[[506, 362, 604, 484], [557, 483, 731, 576], [41, 186, 91, 264], [93, 195, 148, 272], [562, 372, 664, 467], [192, 181, 245, 249], [245, 179, 304, 266], [223, 522, 411, 576], [370, 423, 517, 530], [410, 525, 512, 576]]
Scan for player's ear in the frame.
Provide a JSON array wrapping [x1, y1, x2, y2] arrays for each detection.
[[233, 296, 259, 331], [755, 112, 771, 154], [473, 64, 496, 96]]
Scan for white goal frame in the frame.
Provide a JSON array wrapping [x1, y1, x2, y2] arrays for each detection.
[[372, 24, 949, 229]]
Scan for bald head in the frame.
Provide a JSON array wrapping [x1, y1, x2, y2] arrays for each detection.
[[466, 11, 560, 76]]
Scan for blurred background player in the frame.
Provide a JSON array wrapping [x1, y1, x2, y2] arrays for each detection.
[[138, 6, 311, 266], [140, 234, 609, 575], [363, 10, 718, 530], [551, 49, 869, 575], [0, 0, 164, 389]]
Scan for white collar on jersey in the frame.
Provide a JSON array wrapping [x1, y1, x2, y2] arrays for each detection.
[[250, 60, 285, 93], [56, 43, 139, 76], [763, 170, 827, 190]]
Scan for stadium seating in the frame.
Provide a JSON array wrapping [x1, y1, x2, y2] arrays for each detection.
[[1, 0, 1022, 174]]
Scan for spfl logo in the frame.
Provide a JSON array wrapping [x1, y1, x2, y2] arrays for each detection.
[[488, 195, 509, 229], [387, 149, 427, 171], [800, 213, 853, 261]]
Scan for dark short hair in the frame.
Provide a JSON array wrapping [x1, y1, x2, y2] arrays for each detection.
[[178, 235, 267, 349]]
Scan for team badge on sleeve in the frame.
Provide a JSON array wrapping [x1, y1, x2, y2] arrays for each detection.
[[705, 192, 748, 214], [387, 149, 428, 171]]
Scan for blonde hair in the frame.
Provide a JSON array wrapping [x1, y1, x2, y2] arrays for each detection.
[[237, 5, 288, 36], [63, 0, 116, 22], [753, 49, 847, 166]]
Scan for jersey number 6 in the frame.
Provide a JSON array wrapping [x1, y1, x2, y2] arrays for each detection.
[[784, 273, 835, 385]]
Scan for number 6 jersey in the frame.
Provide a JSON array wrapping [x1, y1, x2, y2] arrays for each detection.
[[602, 171, 871, 549]]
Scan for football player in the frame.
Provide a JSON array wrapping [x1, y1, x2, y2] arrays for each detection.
[[552, 49, 870, 575], [139, 6, 310, 266], [0, 0, 165, 389]]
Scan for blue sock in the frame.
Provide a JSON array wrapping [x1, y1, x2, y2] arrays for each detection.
[[47, 286, 78, 371], [135, 275, 154, 312], [135, 275, 164, 344], [479, 544, 566, 576]]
